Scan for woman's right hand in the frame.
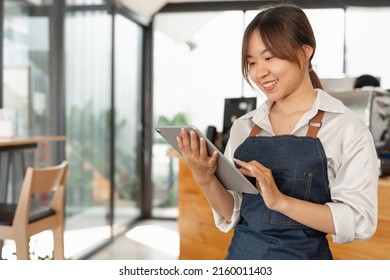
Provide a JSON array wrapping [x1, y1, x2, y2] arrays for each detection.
[[177, 128, 219, 186]]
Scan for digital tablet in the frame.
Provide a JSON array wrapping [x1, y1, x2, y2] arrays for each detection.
[[155, 125, 259, 194]]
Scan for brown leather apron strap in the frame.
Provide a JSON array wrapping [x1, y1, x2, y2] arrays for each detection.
[[249, 125, 261, 137], [249, 110, 325, 138], [306, 110, 324, 138]]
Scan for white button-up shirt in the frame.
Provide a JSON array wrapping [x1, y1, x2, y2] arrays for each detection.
[[213, 89, 379, 244]]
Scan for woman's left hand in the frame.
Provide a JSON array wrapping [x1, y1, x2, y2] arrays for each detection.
[[234, 158, 285, 210]]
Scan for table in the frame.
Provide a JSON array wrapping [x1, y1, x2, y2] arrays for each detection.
[[0, 136, 65, 203], [0, 136, 65, 148]]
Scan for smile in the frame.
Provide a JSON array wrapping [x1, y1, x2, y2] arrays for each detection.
[[262, 80, 278, 89]]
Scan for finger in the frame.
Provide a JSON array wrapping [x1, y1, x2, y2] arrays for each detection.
[[190, 130, 200, 156], [234, 158, 254, 172], [234, 159, 270, 176], [177, 136, 184, 154], [180, 128, 191, 152], [209, 150, 219, 165], [239, 168, 254, 177], [234, 159, 255, 177], [249, 160, 269, 172], [249, 161, 273, 180], [256, 181, 263, 195], [199, 137, 208, 159]]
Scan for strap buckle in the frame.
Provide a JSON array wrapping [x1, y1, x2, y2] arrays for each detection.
[[309, 121, 322, 128]]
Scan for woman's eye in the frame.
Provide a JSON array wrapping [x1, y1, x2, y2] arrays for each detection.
[[265, 56, 274, 61]]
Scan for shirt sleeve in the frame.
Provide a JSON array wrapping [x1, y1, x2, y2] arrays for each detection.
[[212, 190, 243, 233], [326, 128, 379, 244]]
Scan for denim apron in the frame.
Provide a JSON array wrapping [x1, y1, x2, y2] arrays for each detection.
[[226, 110, 333, 260]]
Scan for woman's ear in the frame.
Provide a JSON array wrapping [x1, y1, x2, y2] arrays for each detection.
[[302, 45, 314, 60]]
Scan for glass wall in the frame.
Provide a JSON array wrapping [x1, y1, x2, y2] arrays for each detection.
[[1, 0, 143, 260], [64, 9, 112, 258], [113, 14, 142, 231], [64, 8, 143, 258], [2, 0, 51, 137]]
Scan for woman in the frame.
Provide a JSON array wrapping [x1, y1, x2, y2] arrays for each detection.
[[177, 4, 378, 259]]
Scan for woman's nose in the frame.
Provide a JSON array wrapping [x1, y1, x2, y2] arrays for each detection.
[[251, 63, 269, 81]]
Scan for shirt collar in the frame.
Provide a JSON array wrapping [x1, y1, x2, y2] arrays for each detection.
[[245, 89, 346, 132], [315, 89, 346, 114]]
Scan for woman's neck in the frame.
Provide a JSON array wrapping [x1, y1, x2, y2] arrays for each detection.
[[268, 87, 317, 135], [271, 87, 317, 115]]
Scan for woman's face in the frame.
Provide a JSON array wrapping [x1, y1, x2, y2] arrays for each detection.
[[246, 31, 310, 103]]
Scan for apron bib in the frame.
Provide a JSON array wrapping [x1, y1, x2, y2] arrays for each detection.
[[226, 110, 333, 260]]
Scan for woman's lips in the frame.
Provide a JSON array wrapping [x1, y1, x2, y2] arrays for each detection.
[[262, 79, 278, 91]]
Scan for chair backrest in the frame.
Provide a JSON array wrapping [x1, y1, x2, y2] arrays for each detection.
[[30, 166, 66, 194], [14, 161, 69, 226]]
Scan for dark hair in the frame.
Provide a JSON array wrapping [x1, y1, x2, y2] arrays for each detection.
[[353, 74, 380, 89], [241, 4, 323, 89]]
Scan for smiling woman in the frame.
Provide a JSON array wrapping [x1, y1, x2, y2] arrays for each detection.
[[174, 4, 379, 260], [152, 2, 387, 229]]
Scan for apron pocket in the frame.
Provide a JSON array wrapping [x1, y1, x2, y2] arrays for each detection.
[[263, 168, 313, 227]]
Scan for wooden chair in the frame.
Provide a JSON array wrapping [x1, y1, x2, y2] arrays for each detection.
[[0, 161, 69, 260]]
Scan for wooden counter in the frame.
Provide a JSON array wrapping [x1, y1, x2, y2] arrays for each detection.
[[178, 157, 233, 260], [178, 157, 390, 259]]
